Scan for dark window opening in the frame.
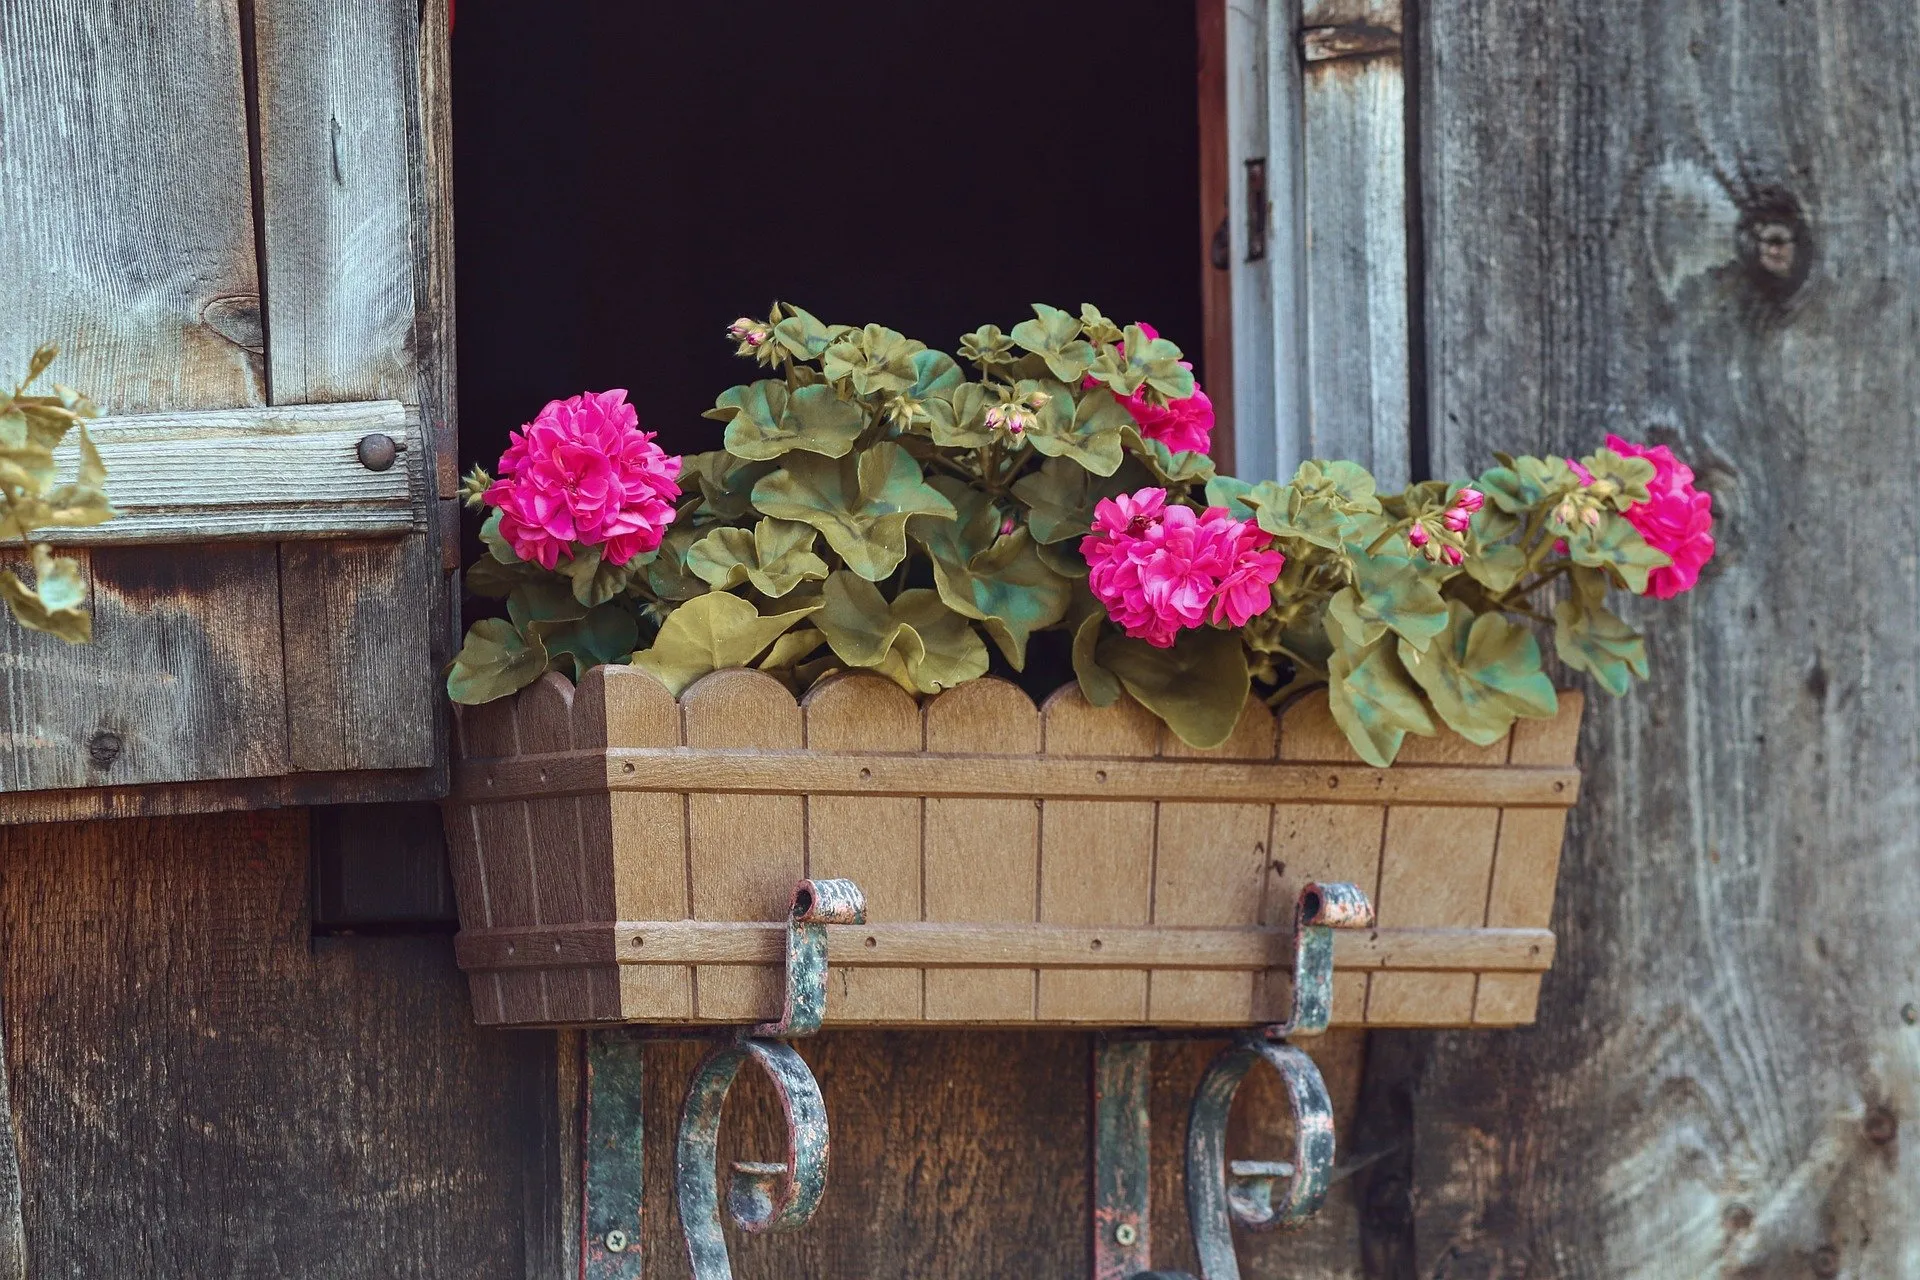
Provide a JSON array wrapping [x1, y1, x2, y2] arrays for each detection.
[[452, 3, 1205, 472]]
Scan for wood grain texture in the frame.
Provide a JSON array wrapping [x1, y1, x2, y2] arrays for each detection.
[[803, 673, 924, 1022], [256, 0, 448, 784], [0, 0, 292, 798], [1037, 688, 1156, 1022], [1411, 0, 1920, 1270], [1196, 0, 1235, 472], [37, 401, 423, 544], [922, 678, 1041, 1021], [1304, 51, 1410, 488], [0, 811, 555, 1278], [681, 669, 803, 1021]]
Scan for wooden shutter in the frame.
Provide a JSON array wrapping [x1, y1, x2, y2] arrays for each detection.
[[0, 0, 455, 821], [1216, 0, 1412, 489]]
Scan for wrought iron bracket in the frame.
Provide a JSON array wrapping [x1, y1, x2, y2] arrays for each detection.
[[1091, 881, 1376, 1280], [580, 877, 865, 1280]]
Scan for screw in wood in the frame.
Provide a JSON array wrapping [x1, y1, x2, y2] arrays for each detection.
[[1864, 1106, 1898, 1145], [356, 432, 399, 472], [1810, 1244, 1841, 1278], [603, 1229, 628, 1253], [1113, 1222, 1138, 1248], [1901, 1002, 1918, 1026], [87, 730, 122, 768]]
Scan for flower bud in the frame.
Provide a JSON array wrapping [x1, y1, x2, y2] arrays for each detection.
[[1407, 523, 1430, 548], [1444, 508, 1473, 533], [1453, 487, 1485, 512], [1555, 500, 1577, 525], [1443, 545, 1464, 566], [1582, 506, 1603, 528], [999, 515, 1017, 537]]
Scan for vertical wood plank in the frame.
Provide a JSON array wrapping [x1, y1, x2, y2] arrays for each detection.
[[574, 665, 690, 1021], [1036, 688, 1155, 1023], [516, 674, 605, 1022], [456, 695, 544, 1024], [922, 679, 1040, 1022], [1149, 698, 1276, 1024], [254, 0, 442, 778], [803, 674, 924, 1024], [1196, 0, 1236, 471], [1272, 691, 1386, 1024], [681, 669, 803, 1022], [1303, 46, 1411, 486], [0, 2, 290, 794], [1475, 693, 1584, 1025]]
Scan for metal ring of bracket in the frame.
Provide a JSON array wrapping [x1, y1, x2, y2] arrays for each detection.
[[1267, 880, 1376, 1040], [756, 877, 867, 1039], [675, 1036, 831, 1279], [1184, 1036, 1336, 1279]]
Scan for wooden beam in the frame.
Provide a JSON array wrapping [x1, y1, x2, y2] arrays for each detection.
[[454, 920, 1558, 976], [454, 747, 1581, 809], [38, 399, 423, 544]]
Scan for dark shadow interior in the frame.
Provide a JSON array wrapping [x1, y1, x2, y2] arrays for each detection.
[[452, 2, 1203, 470]]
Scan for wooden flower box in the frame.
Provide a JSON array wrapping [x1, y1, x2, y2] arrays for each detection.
[[444, 667, 1582, 1031]]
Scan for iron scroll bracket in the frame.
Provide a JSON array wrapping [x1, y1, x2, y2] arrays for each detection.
[[582, 877, 866, 1280], [581, 878, 1372, 1280], [1091, 881, 1377, 1280]]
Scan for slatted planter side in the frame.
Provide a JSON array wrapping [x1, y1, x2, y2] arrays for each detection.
[[447, 668, 1581, 1030]]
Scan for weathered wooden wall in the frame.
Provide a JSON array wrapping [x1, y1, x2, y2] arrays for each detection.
[[1402, 0, 1920, 1275]]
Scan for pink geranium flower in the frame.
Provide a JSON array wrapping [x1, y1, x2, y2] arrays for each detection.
[[1087, 321, 1217, 456], [485, 389, 682, 570], [1605, 434, 1714, 598], [1080, 487, 1284, 647]]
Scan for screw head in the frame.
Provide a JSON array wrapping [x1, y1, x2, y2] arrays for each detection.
[[1864, 1105, 1899, 1145], [356, 432, 399, 472], [87, 730, 123, 768], [1902, 1002, 1918, 1026], [603, 1228, 628, 1253], [1113, 1222, 1138, 1248], [1810, 1244, 1840, 1277]]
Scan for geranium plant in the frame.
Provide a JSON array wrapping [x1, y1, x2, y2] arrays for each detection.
[[450, 304, 1713, 765], [1, 344, 111, 642]]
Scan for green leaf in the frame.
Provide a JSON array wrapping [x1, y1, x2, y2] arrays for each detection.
[[1068, 587, 1121, 707], [1127, 430, 1214, 485], [758, 626, 826, 671], [958, 324, 1017, 368], [1077, 304, 1124, 345], [1097, 625, 1249, 749], [1398, 601, 1559, 744], [930, 381, 995, 448], [0, 544, 90, 643], [447, 617, 548, 704], [630, 591, 821, 695], [1009, 303, 1096, 383], [1024, 384, 1128, 476], [812, 572, 988, 694], [1461, 541, 1529, 596], [507, 578, 586, 633], [1563, 511, 1670, 594], [559, 544, 642, 607], [1336, 553, 1450, 651], [1327, 634, 1434, 767], [534, 603, 641, 681], [822, 324, 925, 395], [1580, 447, 1656, 510], [1012, 456, 1101, 544], [751, 441, 956, 581], [1085, 325, 1193, 400], [909, 476, 1071, 667], [74, 423, 106, 489], [770, 305, 842, 361], [687, 518, 830, 598], [681, 450, 778, 520], [1204, 476, 1257, 520], [710, 380, 868, 461], [464, 551, 544, 599], [1475, 455, 1578, 514], [646, 526, 709, 601], [1553, 568, 1648, 696]]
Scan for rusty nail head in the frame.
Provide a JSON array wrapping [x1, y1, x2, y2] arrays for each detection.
[[604, 1229, 628, 1253], [1902, 1002, 1918, 1025], [1865, 1106, 1898, 1145], [357, 432, 399, 472], [1811, 1244, 1840, 1277], [87, 730, 122, 767], [1113, 1222, 1138, 1247]]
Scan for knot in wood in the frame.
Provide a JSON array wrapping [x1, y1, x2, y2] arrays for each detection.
[[87, 730, 123, 768], [1864, 1105, 1898, 1145], [1736, 188, 1813, 302], [1811, 1244, 1841, 1277], [357, 433, 400, 472]]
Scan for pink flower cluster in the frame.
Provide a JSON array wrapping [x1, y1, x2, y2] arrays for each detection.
[[1080, 487, 1285, 647], [1094, 321, 1216, 456], [1408, 488, 1484, 566], [485, 389, 682, 570], [1605, 434, 1714, 599]]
